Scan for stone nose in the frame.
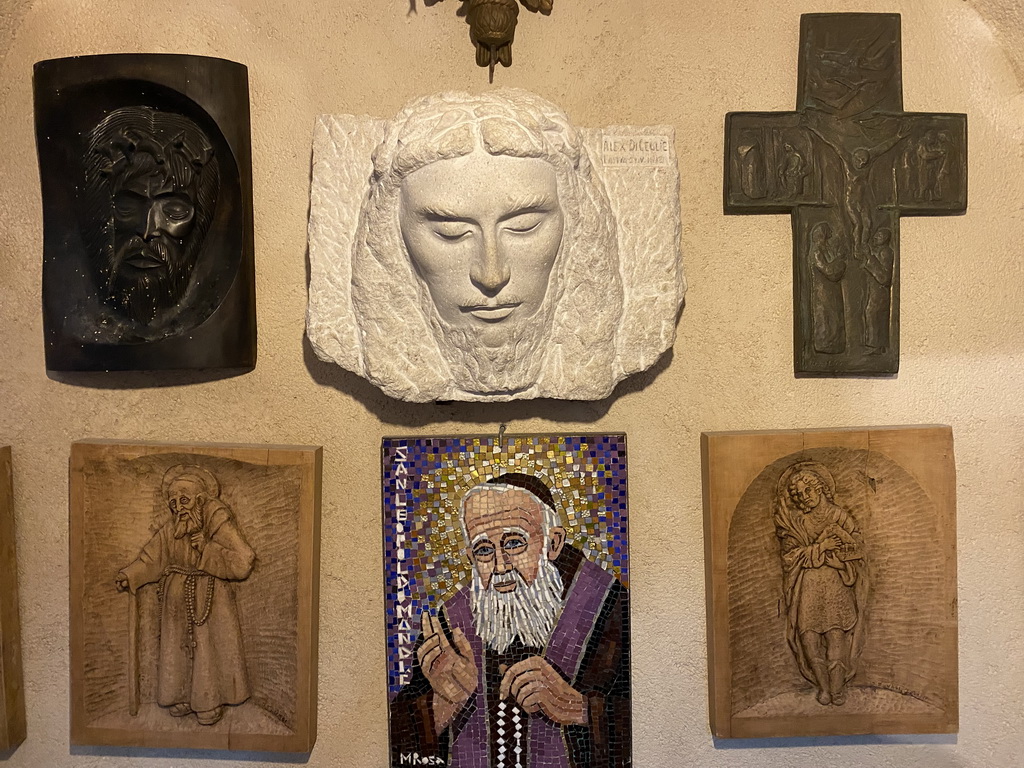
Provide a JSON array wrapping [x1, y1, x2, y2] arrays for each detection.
[[469, 229, 511, 296]]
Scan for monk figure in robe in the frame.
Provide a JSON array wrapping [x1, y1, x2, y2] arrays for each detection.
[[116, 465, 255, 726]]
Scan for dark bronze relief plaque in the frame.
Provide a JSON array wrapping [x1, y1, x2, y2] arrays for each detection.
[[725, 14, 967, 377], [34, 54, 256, 373]]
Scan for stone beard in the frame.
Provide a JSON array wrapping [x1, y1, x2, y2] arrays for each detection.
[[83, 106, 219, 327], [469, 540, 564, 653], [417, 281, 559, 396]]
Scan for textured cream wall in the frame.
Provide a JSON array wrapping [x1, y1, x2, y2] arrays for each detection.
[[0, 0, 1022, 766]]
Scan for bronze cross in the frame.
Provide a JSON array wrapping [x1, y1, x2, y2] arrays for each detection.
[[725, 13, 967, 376]]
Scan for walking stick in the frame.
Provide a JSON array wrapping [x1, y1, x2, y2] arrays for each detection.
[[128, 588, 140, 717]]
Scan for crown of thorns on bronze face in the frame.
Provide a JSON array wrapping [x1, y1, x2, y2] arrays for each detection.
[[83, 107, 220, 321], [94, 129, 213, 184], [86, 107, 216, 208]]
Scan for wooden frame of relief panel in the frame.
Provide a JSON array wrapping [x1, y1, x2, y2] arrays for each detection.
[[0, 447, 26, 751], [70, 441, 321, 751]]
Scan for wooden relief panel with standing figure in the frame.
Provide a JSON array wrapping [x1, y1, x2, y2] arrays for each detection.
[[0, 447, 26, 751], [70, 441, 321, 751], [702, 426, 957, 738], [725, 14, 967, 376]]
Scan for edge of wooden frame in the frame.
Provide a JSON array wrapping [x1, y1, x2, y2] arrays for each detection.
[[0, 446, 26, 750]]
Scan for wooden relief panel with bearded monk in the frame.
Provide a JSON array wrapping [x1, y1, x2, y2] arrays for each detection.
[[69, 441, 321, 752], [383, 434, 630, 767], [701, 426, 958, 738], [34, 54, 256, 373]]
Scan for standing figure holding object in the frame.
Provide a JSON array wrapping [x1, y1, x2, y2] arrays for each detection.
[[773, 462, 865, 707], [861, 227, 895, 353], [807, 222, 847, 355], [781, 142, 807, 198], [115, 465, 255, 726]]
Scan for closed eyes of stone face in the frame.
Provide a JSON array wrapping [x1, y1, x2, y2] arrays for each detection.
[[424, 213, 553, 243], [417, 195, 557, 233]]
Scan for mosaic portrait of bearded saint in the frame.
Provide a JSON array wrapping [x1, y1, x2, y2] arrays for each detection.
[[83, 106, 219, 333], [115, 465, 254, 726], [773, 462, 865, 707], [350, 90, 623, 402], [391, 473, 630, 767]]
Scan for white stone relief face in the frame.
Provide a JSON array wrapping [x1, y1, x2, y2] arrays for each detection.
[[309, 91, 683, 402], [398, 150, 565, 349]]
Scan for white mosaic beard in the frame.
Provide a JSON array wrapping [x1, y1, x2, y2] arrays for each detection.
[[470, 552, 564, 653]]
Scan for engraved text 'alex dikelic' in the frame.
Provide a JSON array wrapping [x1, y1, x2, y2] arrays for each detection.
[[601, 134, 671, 166]]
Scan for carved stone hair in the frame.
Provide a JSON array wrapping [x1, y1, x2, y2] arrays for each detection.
[[350, 90, 623, 400]]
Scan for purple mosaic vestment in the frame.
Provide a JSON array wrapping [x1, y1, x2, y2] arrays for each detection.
[[444, 558, 616, 768]]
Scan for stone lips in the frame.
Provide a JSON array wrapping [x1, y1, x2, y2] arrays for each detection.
[[306, 91, 684, 402]]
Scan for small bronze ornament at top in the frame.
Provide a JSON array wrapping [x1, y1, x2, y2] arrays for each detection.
[[436, 0, 552, 82], [725, 14, 967, 377]]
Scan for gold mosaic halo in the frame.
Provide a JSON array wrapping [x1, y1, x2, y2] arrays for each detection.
[[413, 436, 618, 601]]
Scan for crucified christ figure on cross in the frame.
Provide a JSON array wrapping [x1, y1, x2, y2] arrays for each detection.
[[805, 112, 913, 260]]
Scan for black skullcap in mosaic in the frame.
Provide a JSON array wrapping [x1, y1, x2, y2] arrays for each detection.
[[487, 472, 556, 512]]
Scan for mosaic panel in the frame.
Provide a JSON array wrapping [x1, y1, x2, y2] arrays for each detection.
[[384, 434, 631, 767]]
